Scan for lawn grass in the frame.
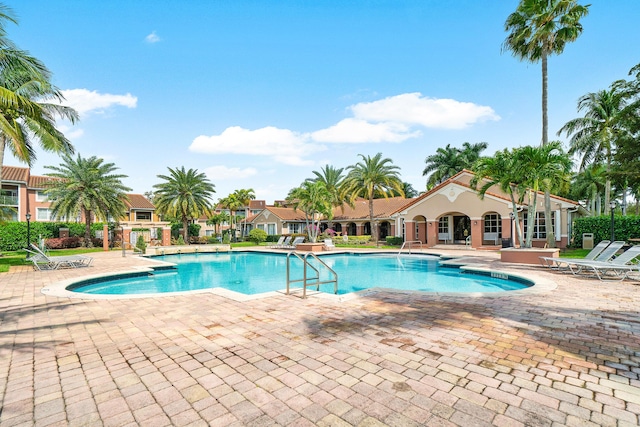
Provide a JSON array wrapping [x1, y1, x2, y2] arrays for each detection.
[[0, 251, 29, 272], [559, 248, 591, 258]]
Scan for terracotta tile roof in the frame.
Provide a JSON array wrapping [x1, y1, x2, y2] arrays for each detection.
[[124, 194, 155, 210], [249, 200, 265, 209], [28, 175, 57, 188], [2, 166, 30, 183], [332, 197, 415, 220], [252, 206, 307, 222]]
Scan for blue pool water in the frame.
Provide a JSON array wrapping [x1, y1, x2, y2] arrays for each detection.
[[69, 252, 531, 296]]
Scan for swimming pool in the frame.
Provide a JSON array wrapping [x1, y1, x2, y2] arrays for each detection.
[[68, 252, 532, 296]]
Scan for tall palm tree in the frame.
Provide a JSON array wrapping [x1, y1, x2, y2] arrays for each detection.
[[311, 165, 346, 207], [559, 87, 626, 214], [503, 0, 589, 145], [0, 6, 79, 185], [343, 153, 404, 243], [287, 180, 333, 243], [472, 149, 527, 247], [218, 193, 243, 241], [206, 211, 230, 236], [233, 188, 255, 237], [44, 154, 131, 247], [153, 167, 215, 243], [423, 142, 488, 189]]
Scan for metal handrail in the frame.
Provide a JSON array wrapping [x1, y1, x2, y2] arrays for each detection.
[[286, 251, 338, 298], [398, 240, 423, 256]]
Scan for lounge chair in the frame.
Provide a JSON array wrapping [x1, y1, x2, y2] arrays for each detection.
[[270, 236, 286, 249], [276, 236, 292, 249], [285, 236, 305, 249], [28, 244, 93, 269], [323, 238, 335, 251], [539, 240, 614, 270], [566, 245, 640, 280]]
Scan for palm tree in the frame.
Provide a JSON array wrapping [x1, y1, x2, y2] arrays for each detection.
[[423, 142, 488, 189], [44, 154, 131, 247], [206, 211, 230, 236], [311, 165, 346, 207], [513, 143, 571, 248], [287, 180, 333, 243], [342, 153, 404, 243], [503, 0, 589, 145], [218, 193, 243, 241], [570, 164, 606, 215], [233, 188, 255, 237], [153, 167, 215, 243], [0, 6, 79, 185], [472, 149, 527, 247], [559, 87, 628, 214]]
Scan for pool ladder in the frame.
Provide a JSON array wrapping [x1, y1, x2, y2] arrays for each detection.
[[397, 240, 423, 256], [286, 251, 338, 298]]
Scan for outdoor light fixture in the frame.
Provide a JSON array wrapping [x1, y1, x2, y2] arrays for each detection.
[[25, 212, 31, 249], [610, 201, 616, 242], [509, 212, 515, 248]]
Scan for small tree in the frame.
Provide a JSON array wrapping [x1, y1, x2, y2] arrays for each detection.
[[248, 228, 267, 245], [136, 235, 147, 254]]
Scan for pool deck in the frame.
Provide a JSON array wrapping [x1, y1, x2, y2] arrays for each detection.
[[1, 249, 639, 426]]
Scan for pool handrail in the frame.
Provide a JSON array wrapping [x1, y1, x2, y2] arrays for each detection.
[[398, 240, 423, 256], [286, 251, 338, 298]]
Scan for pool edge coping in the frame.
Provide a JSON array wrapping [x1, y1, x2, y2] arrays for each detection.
[[40, 250, 556, 301]]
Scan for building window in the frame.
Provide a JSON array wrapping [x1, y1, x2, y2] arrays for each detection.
[[288, 223, 302, 234], [35, 190, 48, 202], [267, 223, 276, 235], [484, 214, 502, 234], [36, 208, 53, 221], [522, 212, 553, 239], [136, 211, 152, 221], [257, 224, 265, 231], [438, 217, 449, 234]]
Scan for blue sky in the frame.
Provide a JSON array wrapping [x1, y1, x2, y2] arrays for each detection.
[[5, 0, 639, 203]]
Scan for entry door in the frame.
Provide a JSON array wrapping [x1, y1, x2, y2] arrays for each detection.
[[453, 216, 470, 242]]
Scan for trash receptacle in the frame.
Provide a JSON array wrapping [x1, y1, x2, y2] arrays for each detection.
[[583, 233, 594, 249], [502, 238, 512, 248]]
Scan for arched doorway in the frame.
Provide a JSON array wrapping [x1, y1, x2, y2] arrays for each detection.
[[453, 215, 471, 243], [363, 222, 371, 235], [346, 222, 357, 236]]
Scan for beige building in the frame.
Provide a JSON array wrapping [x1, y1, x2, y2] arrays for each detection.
[[397, 170, 583, 249]]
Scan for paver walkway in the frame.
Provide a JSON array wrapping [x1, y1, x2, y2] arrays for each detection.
[[1, 250, 639, 426]]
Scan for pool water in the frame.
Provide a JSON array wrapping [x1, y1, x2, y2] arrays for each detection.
[[69, 252, 531, 296]]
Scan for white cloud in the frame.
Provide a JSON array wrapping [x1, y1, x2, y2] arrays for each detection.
[[145, 31, 161, 43], [311, 118, 420, 143], [190, 92, 499, 165], [204, 165, 258, 180], [59, 89, 138, 116], [57, 124, 84, 140], [350, 92, 500, 129], [189, 126, 324, 166]]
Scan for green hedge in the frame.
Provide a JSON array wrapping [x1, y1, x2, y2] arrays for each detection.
[[385, 236, 404, 246], [0, 221, 110, 251], [572, 215, 640, 247]]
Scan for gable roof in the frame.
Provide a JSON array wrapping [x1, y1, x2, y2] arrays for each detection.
[[2, 166, 30, 183], [250, 206, 307, 222], [124, 194, 155, 210]]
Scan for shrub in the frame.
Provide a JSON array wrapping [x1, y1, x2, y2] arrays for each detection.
[[44, 237, 82, 249], [248, 228, 268, 244], [176, 235, 185, 245], [265, 234, 282, 243], [572, 215, 640, 247], [385, 236, 404, 246], [136, 235, 147, 253], [207, 235, 221, 244], [222, 233, 231, 244]]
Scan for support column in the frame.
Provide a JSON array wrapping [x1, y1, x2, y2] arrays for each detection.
[[102, 224, 109, 251], [162, 227, 171, 246], [426, 221, 438, 247], [404, 220, 415, 242], [471, 219, 482, 249]]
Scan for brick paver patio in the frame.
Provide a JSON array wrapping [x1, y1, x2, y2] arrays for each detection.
[[1, 250, 639, 426]]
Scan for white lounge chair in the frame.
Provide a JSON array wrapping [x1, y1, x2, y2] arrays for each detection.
[[286, 236, 305, 249], [323, 238, 335, 251], [28, 244, 93, 269], [539, 240, 614, 270], [566, 245, 640, 280], [277, 236, 292, 249], [270, 236, 286, 249]]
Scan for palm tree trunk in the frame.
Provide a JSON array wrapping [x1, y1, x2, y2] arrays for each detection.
[[541, 51, 548, 146], [369, 197, 377, 243], [84, 208, 93, 247], [0, 136, 5, 186], [183, 218, 189, 244], [544, 189, 555, 248]]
